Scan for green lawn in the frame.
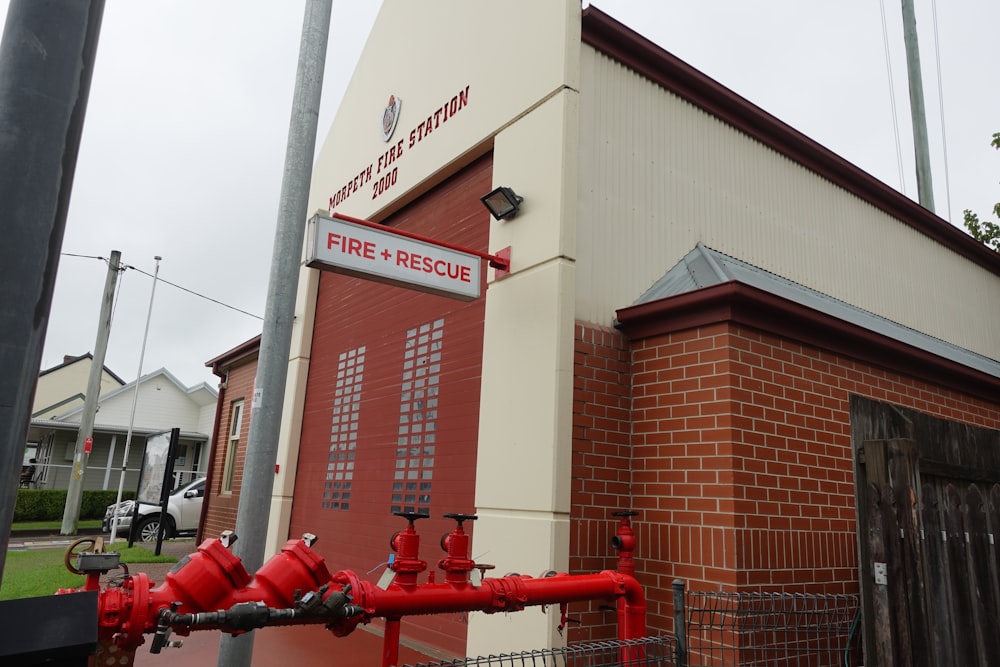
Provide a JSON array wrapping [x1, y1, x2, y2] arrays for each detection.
[[0, 544, 177, 601]]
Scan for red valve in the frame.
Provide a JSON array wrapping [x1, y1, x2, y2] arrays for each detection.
[[388, 512, 428, 587], [611, 510, 638, 577], [438, 513, 477, 585]]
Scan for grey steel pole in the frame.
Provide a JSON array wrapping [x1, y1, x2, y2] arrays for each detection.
[[0, 0, 104, 580], [60, 250, 121, 535], [216, 1, 331, 665], [901, 0, 936, 212], [108, 256, 162, 544]]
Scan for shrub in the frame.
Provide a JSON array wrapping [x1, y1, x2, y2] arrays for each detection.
[[14, 489, 136, 522]]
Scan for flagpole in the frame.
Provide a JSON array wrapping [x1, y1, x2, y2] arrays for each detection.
[[109, 256, 161, 543]]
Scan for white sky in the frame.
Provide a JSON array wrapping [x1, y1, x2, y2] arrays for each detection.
[[3, 1, 997, 389]]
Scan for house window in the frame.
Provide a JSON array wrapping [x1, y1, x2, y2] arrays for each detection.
[[222, 400, 244, 493]]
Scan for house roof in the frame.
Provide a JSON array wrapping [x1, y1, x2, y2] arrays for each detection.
[[38, 352, 127, 385], [617, 245, 1000, 400], [55, 367, 218, 420], [581, 6, 1000, 279], [205, 334, 261, 378]]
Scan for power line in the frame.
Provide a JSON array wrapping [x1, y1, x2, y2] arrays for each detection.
[[125, 264, 264, 321], [60, 252, 263, 321]]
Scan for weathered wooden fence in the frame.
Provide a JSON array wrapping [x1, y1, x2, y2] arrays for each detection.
[[866, 471, 1000, 667], [853, 397, 1000, 667]]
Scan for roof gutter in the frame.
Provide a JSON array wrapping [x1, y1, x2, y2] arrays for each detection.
[[616, 280, 1000, 403]]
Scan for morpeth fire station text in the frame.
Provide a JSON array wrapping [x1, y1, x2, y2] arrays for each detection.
[[328, 85, 471, 210]]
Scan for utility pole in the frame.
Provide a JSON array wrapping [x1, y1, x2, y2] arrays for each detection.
[[0, 0, 105, 579], [216, 1, 331, 665], [901, 0, 936, 212], [61, 250, 121, 535]]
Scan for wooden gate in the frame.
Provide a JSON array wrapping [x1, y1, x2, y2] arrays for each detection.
[[852, 397, 1000, 667]]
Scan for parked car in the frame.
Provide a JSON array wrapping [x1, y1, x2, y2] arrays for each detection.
[[103, 477, 205, 542]]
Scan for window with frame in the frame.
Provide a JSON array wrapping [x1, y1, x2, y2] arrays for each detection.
[[221, 399, 244, 493]]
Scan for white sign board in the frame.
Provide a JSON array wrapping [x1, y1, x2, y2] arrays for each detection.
[[137, 431, 171, 504], [305, 213, 481, 301]]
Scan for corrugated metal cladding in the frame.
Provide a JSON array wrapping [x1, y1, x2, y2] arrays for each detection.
[[290, 154, 492, 656], [576, 46, 1000, 361]]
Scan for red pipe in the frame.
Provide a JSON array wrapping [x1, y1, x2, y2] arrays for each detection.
[[333, 571, 643, 626], [80, 512, 649, 664], [383, 618, 402, 667], [332, 213, 510, 270]]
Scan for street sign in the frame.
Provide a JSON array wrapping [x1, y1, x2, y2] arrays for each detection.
[[305, 212, 482, 301]]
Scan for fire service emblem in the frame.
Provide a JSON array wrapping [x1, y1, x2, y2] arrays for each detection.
[[381, 95, 401, 142]]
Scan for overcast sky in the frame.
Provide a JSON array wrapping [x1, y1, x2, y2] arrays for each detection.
[[4, 1, 998, 389]]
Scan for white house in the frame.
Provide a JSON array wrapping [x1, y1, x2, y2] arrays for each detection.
[[26, 364, 217, 492]]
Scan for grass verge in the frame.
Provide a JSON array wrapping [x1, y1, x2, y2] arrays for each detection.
[[0, 542, 178, 601]]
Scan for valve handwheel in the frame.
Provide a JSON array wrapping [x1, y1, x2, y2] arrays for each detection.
[[443, 513, 478, 527], [63, 536, 104, 575], [393, 511, 430, 526]]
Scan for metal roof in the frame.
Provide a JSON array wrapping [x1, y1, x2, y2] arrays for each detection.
[[634, 244, 1000, 380]]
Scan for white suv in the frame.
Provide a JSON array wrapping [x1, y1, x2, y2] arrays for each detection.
[[103, 477, 205, 542]]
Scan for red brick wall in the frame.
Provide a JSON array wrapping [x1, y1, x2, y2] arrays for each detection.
[[202, 356, 256, 539], [569, 323, 632, 641], [570, 319, 1000, 639]]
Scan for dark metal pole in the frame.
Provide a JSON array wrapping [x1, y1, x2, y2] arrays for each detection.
[[672, 579, 687, 667], [900, 0, 936, 212], [0, 0, 105, 581], [216, 1, 331, 665]]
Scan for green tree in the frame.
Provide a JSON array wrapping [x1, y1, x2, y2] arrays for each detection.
[[962, 132, 1000, 251]]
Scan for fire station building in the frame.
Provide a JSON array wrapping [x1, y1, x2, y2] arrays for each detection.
[[202, 1, 1000, 659]]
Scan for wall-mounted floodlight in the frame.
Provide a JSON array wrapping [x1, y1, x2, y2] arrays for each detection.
[[480, 186, 523, 221]]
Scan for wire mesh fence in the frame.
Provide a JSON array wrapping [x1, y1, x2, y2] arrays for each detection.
[[404, 587, 860, 667], [405, 636, 678, 667], [682, 590, 861, 667]]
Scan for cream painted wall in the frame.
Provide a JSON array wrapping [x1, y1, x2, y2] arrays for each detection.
[[196, 401, 216, 438], [268, 256, 321, 553], [576, 47, 1000, 360], [466, 64, 580, 659], [33, 359, 123, 418], [266, 355, 311, 551], [274, 0, 585, 654], [309, 0, 582, 224]]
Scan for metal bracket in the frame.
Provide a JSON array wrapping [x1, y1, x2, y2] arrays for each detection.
[[873, 562, 887, 586]]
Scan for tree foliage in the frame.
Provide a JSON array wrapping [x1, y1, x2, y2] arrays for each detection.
[[962, 132, 1000, 251]]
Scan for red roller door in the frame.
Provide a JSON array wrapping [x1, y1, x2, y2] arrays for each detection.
[[290, 154, 492, 655]]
